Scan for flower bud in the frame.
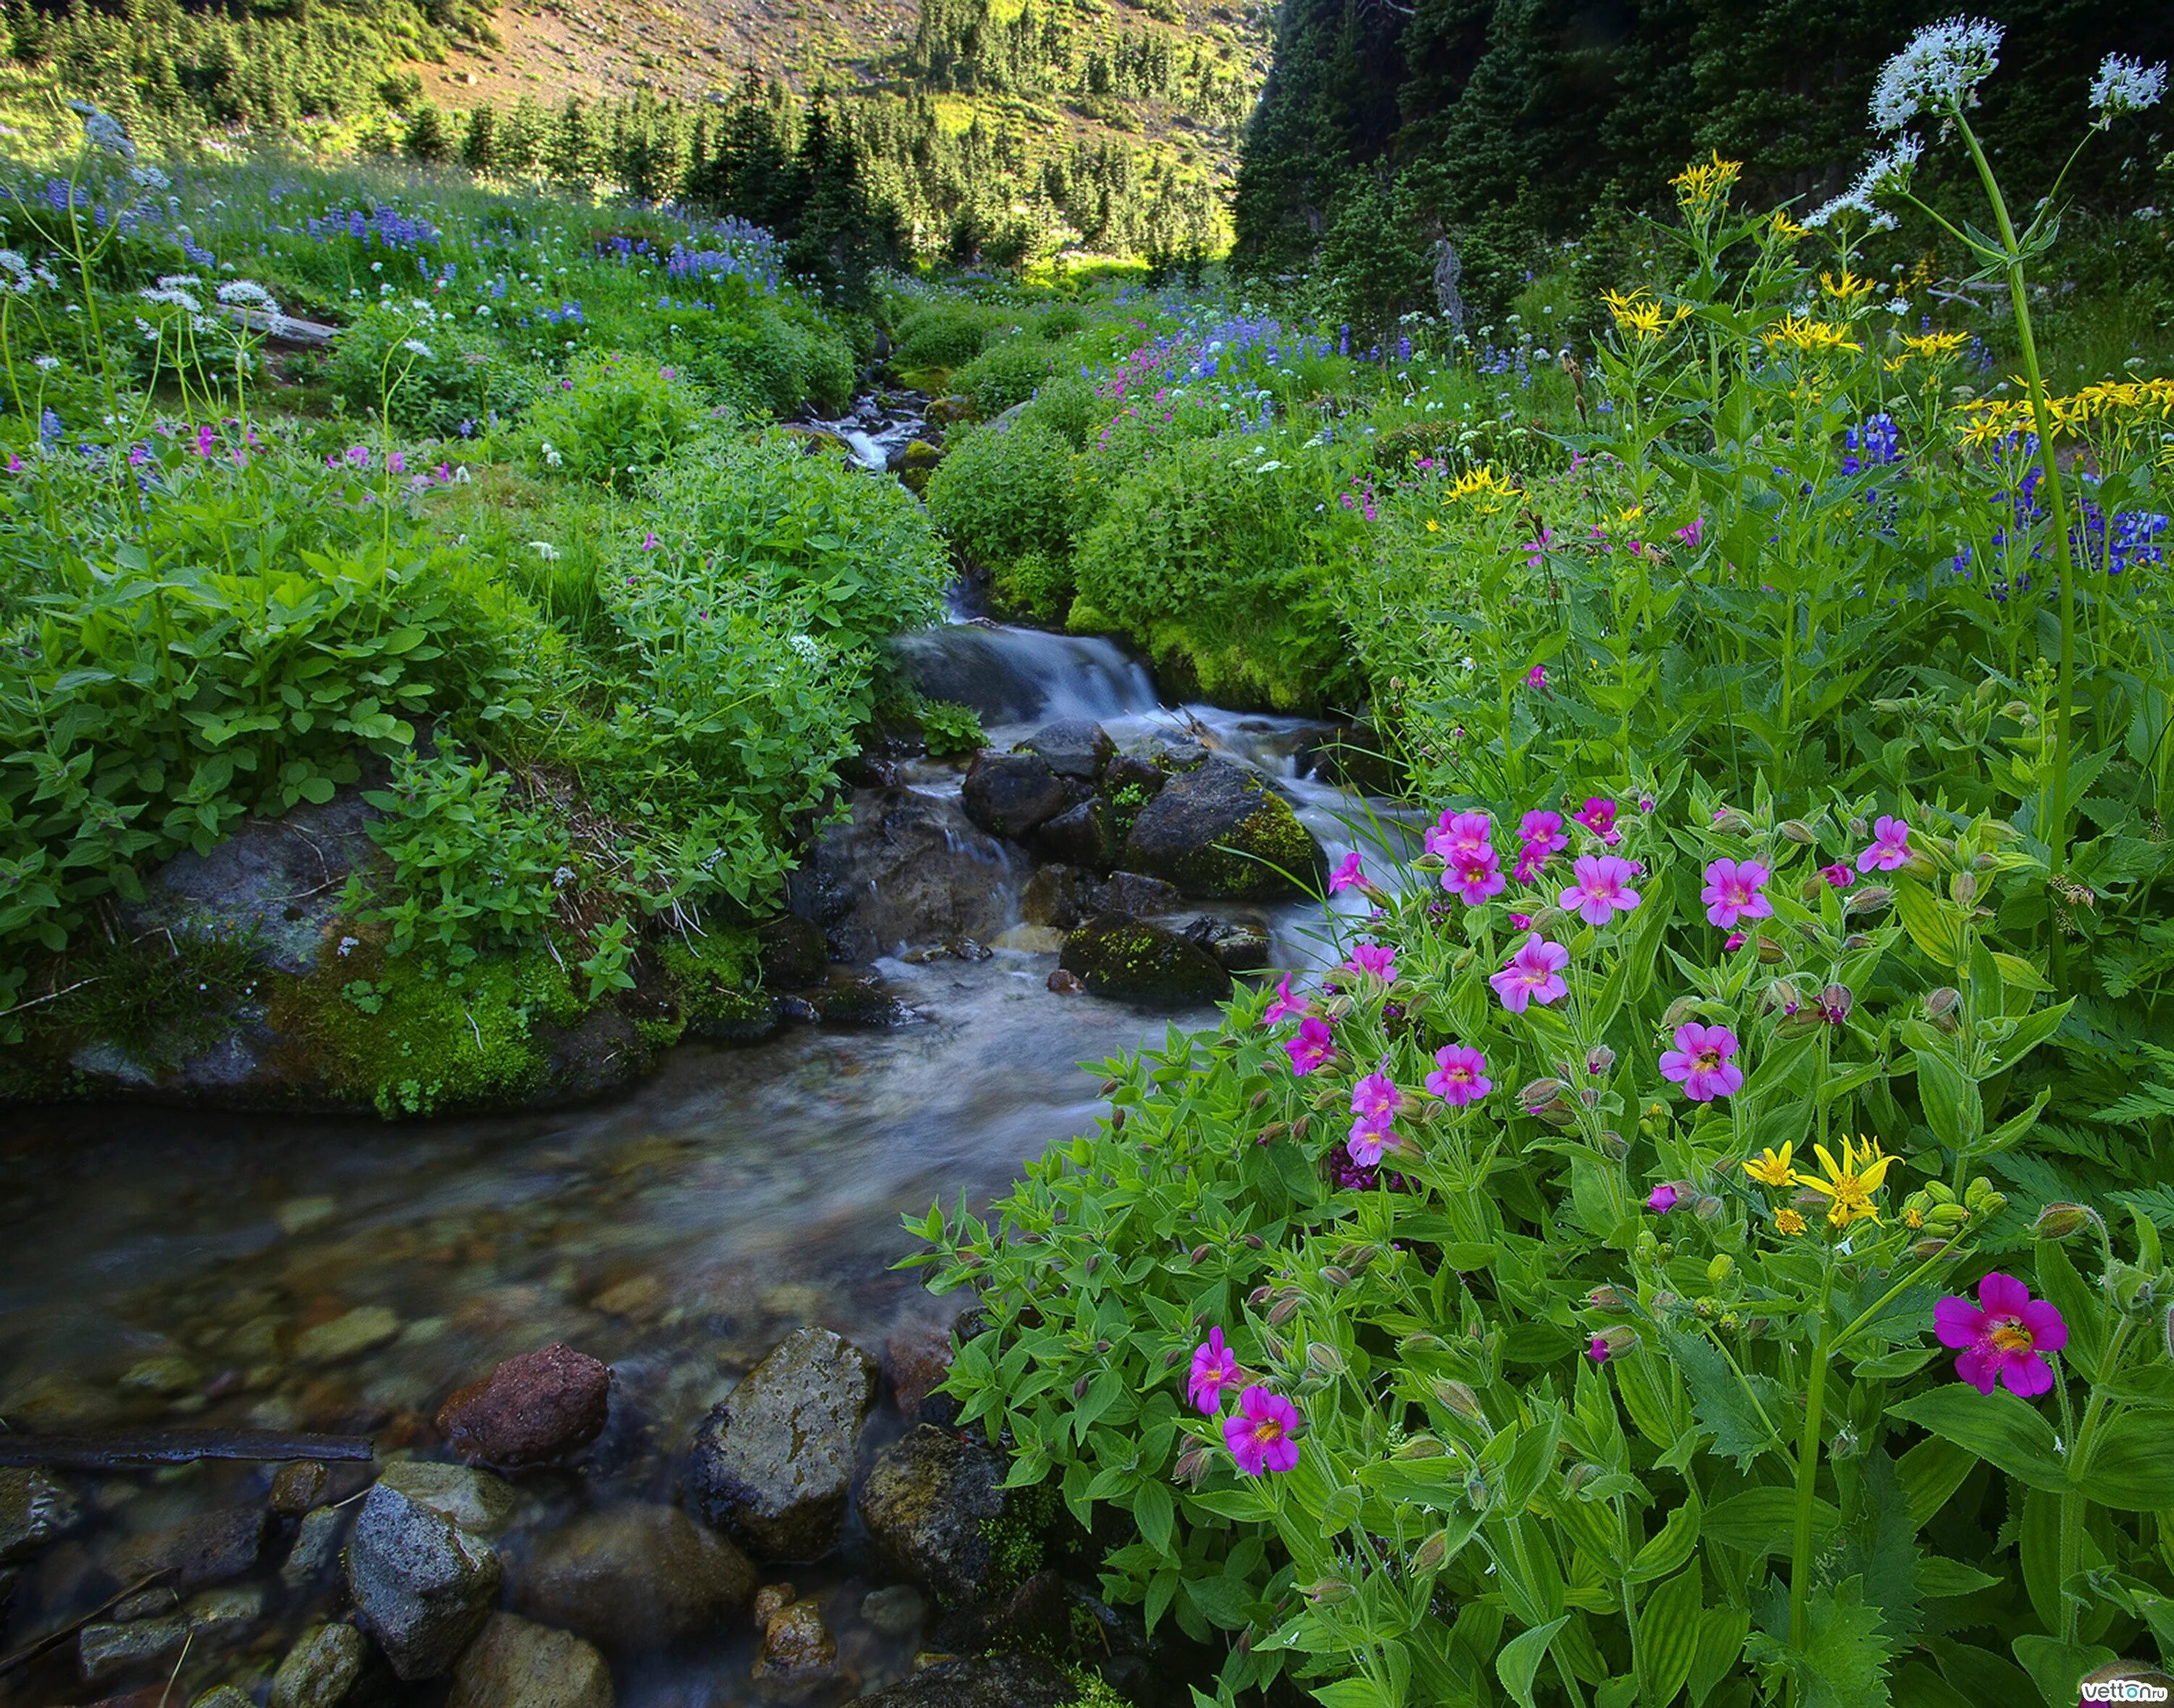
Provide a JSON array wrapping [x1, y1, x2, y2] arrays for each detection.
[[1392, 1434, 1446, 1459], [1820, 983, 1854, 1023], [1693, 1194, 1725, 1222], [1776, 817, 1815, 844], [1711, 807, 1754, 833], [1707, 1254, 1734, 1284], [1662, 996, 1701, 1029], [1530, 905, 1570, 933], [1321, 1265, 1354, 1288], [1925, 1180, 1957, 1205], [1257, 1122, 1288, 1144], [1910, 1237, 1951, 1260], [1843, 886, 1891, 916], [1649, 1291, 1679, 1312], [1307, 1341, 1348, 1375], [1963, 1175, 2004, 1217], [1411, 1530, 1452, 1573], [1830, 1427, 1861, 1461], [1924, 986, 1961, 1020], [1842, 932, 1875, 950], [1164, 1346, 1186, 1368], [1596, 1128, 1629, 1159], [1099, 1077, 1122, 1096], [1245, 1233, 1265, 1249], [1190, 1243, 1213, 1265], [1519, 1077, 1570, 1115], [1290, 1117, 1310, 1143], [1949, 870, 1978, 907], [1588, 1285, 1626, 1311], [1562, 1462, 1606, 1494], [1848, 815, 1867, 838], [1585, 1045, 1617, 1075], [1073, 1375, 1091, 1399], [1927, 1203, 1969, 1231], [1595, 1325, 1638, 1357], [1754, 933, 1786, 963], [1430, 1378, 1484, 1420], [2033, 1202, 2096, 1241], [1173, 1446, 1209, 1487], [1301, 1578, 1354, 1605], [1399, 1331, 1449, 1354], [1412, 852, 1447, 872], [1267, 1296, 1301, 1326]]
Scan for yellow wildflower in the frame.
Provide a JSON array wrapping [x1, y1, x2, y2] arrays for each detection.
[[1899, 330, 1967, 362], [1745, 1142, 1794, 1189], [1774, 1207, 1807, 1237], [1820, 270, 1875, 304], [1670, 151, 1743, 219], [1444, 465, 1521, 509], [1763, 316, 1862, 357], [1793, 1135, 1895, 1229], [1602, 288, 1691, 341], [1769, 210, 1809, 243], [1424, 517, 1440, 533]]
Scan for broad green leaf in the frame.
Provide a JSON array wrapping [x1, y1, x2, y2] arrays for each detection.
[[1702, 1486, 1836, 1556], [1496, 1617, 1568, 1708], [1890, 1387, 2067, 1493], [1638, 1564, 1700, 1707], [2011, 1634, 2116, 1708], [1687, 1604, 1749, 1707], [2075, 1410, 2174, 1510]]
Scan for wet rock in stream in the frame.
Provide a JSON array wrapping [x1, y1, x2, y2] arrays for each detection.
[[80, 1615, 192, 1686], [345, 1478, 502, 1679], [448, 1611, 614, 1708], [1, 1465, 80, 1562], [107, 1504, 267, 1594], [511, 1502, 756, 1649], [858, 1652, 1075, 1707], [959, 751, 1070, 841], [436, 1342, 612, 1470], [751, 1594, 846, 1703], [684, 1328, 878, 1559], [1120, 757, 1325, 899], [268, 1620, 367, 1708], [857, 1427, 1012, 1607], [1057, 914, 1233, 1006]]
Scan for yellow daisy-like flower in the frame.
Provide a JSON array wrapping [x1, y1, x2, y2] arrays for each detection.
[[1792, 1135, 1895, 1229], [1424, 517, 1440, 533], [1745, 1142, 1794, 1189], [1763, 316, 1862, 358], [1769, 210, 1809, 243], [1602, 288, 1691, 341], [1444, 465, 1521, 509], [1820, 270, 1875, 304], [1774, 1207, 1807, 1237], [1670, 151, 1743, 219], [1899, 329, 1967, 362]]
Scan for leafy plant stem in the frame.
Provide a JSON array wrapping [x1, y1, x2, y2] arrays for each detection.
[[1787, 1254, 1837, 1669]]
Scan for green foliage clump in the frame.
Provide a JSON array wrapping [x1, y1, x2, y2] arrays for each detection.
[[893, 302, 994, 373], [663, 297, 857, 417], [521, 351, 706, 490], [1017, 373, 1101, 449], [324, 301, 493, 437], [923, 420, 1076, 574], [993, 550, 1074, 625], [954, 338, 1057, 418], [916, 697, 987, 757]]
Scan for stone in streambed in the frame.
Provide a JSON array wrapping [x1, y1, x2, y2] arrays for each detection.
[[856, 1654, 1076, 1707], [375, 1460, 517, 1537], [1012, 720, 1113, 781], [512, 1502, 756, 1649], [1186, 917, 1273, 973], [684, 1328, 878, 1560], [436, 1342, 612, 1470], [107, 1504, 267, 1594], [859, 1584, 926, 1638], [280, 1504, 346, 1588], [1057, 914, 1231, 1006], [448, 1612, 614, 1708], [883, 1322, 959, 1427], [1029, 799, 1117, 869], [1120, 757, 1323, 899], [959, 751, 1067, 841], [1, 1466, 79, 1562], [295, 1305, 401, 1365], [80, 1617, 191, 1686], [751, 1595, 845, 1703], [857, 1428, 1011, 1607], [269, 1621, 366, 1708], [345, 1478, 501, 1680]]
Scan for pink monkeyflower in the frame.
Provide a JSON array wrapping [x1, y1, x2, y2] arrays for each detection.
[[1425, 810, 1495, 865], [1820, 862, 1855, 890], [5, 453, 22, 472], [1350, 1064, 1407, 1125], [641, 530, 661, 551], [1262, 974, 1309, 1028], [1507, 912, 1533, 930], [1327, 850, 1367, 894], [1223, 1386, 1301, 1476], [1343, 941, 1396, 984], [1512, 843, 1550, 886], [193, 423, 216, 457], [1525, 664, 1547, 690], [1491, 934, 1570, 1013], [1637, 794, 1656, 814], [1934, 1273, 2069, 1398], [1285, 1017, 1336, 1077], [1523, 528, 1554, 565], [1559, 854, 1642, 926], [1425, 1044, 1491, 1107], [1442, 851, 1506, 905], [1188, 1328, 1241, 1415], [1346, 1112, 1394, 1167], [1723, 930, 1746, 952], [1699, 859, 1773, 930], [1519, 810, 1567, 856], [1587, 1334, 1612, 1365], [1659, 1022, 1744, 1102], [1573, 797, 1620, 846], [1646, 1183, 1680, 1213], [1674, 517, 1704, 549], [1857, 815, 1912, 873]]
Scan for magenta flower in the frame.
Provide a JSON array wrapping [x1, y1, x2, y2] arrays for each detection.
[[1573, 796, 1618, 840], [1646, 1183, 1679, 1213], [5, 453, 22, 472], [1327, 850, 1366, 894], [1188, 1328, 1241, 1415], [1346, 1112, 1394, 1167], [1587, 1334, 1612, 1365], [1857, 815, 1912, 873], [1820, 862, 1855, 889], [388, 450, 407, 475], [1285, 1017, 1336, 1077], [1699, 859, 1773, 930], [1262, 974, 1309, 1028], [1425, 1044, 1491, 1106], [1519, 810, 1567, 856], [1526, 664, 1547, 689], [1350, 1065, 1406, 1125], [1507, 912, 1532, 930], [1559, 854, 1642, 926], [1425, 810, 1495, 865], [1674, 517, 1704, 549], [1934, 1273, 2068, 1397], [1723, 930, 1746, 952], [1491, 935, 1570, 1012], [1659, 1023, 1744, 1102], [193, 423, 215, 457], [1223, 1386, 1301, 1476], [344, 444, 370, 468], [1512, 843, 1549, 886], [1443, 851, 1507, 905], [1343, 941, 1397, 983]]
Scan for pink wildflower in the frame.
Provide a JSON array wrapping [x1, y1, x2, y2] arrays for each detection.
[[1659, 1023, 1744, 1102], [1326, 851, 1366, 894], [1723, 930, 1746, 952], [1425, 1044, 1490, 1107], [1573, 797, 1620, 846], [387, 451, 407, 475], [1443, 851, 1506, 905], [1675, 517, 1704, 549], [1491, 935, 1570, 1013], [1285, 1017, 1336, 1077], [1559, 854, 1642, 926], [1223, 1386, 1301, 1476], [1857, 815, 1912, 873], [1519, 810, 1567, 856], [1934, 1274, 2068, 1398], [1820, 862, 1855, 890], [1646, 1183, 1680, 1213], [193, 423, 215, 457], [1425, 811, 1495, 865], [1262, 974, 1309, 1028], [1346, 1112, 1394, 1167], [1343, 941, 1396, 984], [641, 530, 661, 551], [1526, 664, 1547, 689], [1512, 843, 1549, 886], [1188, 1328, 1241, 1414], [1699, 859, 1773, 930], [1587, 1334, 1612, 1364]]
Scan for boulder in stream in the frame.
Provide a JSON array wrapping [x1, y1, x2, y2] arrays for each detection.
[[448, 1612, 614, 1708], [268, 1621, 366, 1708], [1013, 719, 1114, 781], [345, 1478, 503, 1680], [684, 1328, 878, 1560], [750, 1594, 844, 1704], [1028, 798, 1117, 868], [436, 1342, 612, 1470], [1057, 915, 1232, 1007], [815, 788, 1028, 962], [107, 1504, 267, 1594], [1121, 757, 1324, 899], [959, 751, 1070, 841], [512, 1502, 756, 1649], [857, 1426, 1012, 1607]]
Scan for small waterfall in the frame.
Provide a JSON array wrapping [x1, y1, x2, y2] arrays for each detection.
[[891, 621, 1164, 726]]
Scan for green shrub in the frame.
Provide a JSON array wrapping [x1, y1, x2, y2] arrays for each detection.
[[665, 301, 857, 417], [923, 420, 1076, 573], [522, 349, 705, 490], [992, 551, 1074, 625], [1018, 373, 1100, 449], [916, 696, 987, 757], [954, 338, 1057, 418], [325, 301, 491, 437], [894, 302, 994, 372]]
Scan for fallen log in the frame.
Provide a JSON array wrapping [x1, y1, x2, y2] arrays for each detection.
[[0, 1427, 374, 1469]]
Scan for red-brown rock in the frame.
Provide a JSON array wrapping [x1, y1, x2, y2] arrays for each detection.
[[883, 1323, 958, 1427], [436, 1344, 611, 1470]]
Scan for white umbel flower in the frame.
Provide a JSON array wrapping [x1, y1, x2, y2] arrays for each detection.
[[1870, 17, 2003, 132], [2089, 54, 2167, 127]]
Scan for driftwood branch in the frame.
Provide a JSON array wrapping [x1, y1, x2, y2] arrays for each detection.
[[0, 1428, 374, 1470]]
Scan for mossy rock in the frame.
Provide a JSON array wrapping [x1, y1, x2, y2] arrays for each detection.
[[776, 425, 857, 460], [1119, 759, 1324, 900], [1057, 914, 1230, 1007], [896, 438, 945, 496]]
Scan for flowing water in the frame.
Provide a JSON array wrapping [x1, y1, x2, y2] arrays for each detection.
[[0, 611, 1402, 1706]]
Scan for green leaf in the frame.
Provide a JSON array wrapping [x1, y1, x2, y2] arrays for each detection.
[[1916, 1557, 2002, 1599], [1899, 1433, 1977, 1528], [1889, 1387, 2067, 1494], [1638, 1565, 1701, 1708], [2011, 1634, 2117, 1708], [1629, 1490, 1701, 1583], [1660, 1326, 1782, 1468], [1134, 1477, 1175, 1555], [1703, 1486, 1836, 1556], [2032, 1238, 2104, 1383], [1496, 1617, 1568, 1708], [1743, 1579, 1894, 1708], [1890, 1662, 1973, 1708], [2075, 1410, 2174, 1511], [1912, 1046, 1983, 1154], [1687, 1604, 1749, 1707]]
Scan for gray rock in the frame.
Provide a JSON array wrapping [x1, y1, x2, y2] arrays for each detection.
[[819, 789, 1030, 962], [857, 1654, 1076, 1707], [295, 1304, 401, 1365], [1013, 720, 1113, 780], [750, 1595, 842, 1703], [0, 1467, 78, 1564], [376, 1460, 517, 1537], [859, 1584, 927, 1638], [346, 1479, 502, 1680], [1121, 757, 1323, 899], [1029, 799, 1117, 870], [1101, 752, 1167, 799], [1186, 917, 1273, 973], [685, 1328, 879, 1560], [1101, 871, 1184, 916], [108, 1504, 267, 1593], [186, 1583, 267, 1645], [270, 1621, 367, 1708], [1019, 864, 1103, 931], [114, 1584, 181, 1620], [857, 1428, 1011, 1607], [959, 751, 1069, 841], [280, 1504, 347, 1588], [448, 1612, 614, 1708], [193, 1688, 259, 1708], [512, 1502, 755, 1650], [80, 1615, 191, 1685], [1057, 914, 1233, 1007]]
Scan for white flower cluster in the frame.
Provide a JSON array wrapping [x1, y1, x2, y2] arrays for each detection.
[[400, 338, 435, 359], [0, 249, 34, 295], [76, 105, 135, 159], [787, 633, 823, 663], [215, 278, 290, 338], [139, 274, 205, 318], [1807, 134, 1922, 230], [2089, 53, 2167, 127], [1869, 16, 2003, 133]]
